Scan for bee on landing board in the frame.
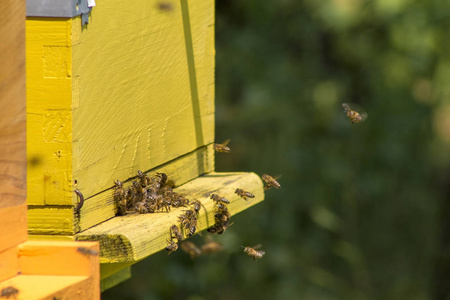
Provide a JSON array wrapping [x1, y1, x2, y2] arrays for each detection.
[[243, 244, 265, 261], [261, 174, 281, 190], [235, 188, 255, 201], [210, 193, 230, 204], [113, 180, 127, 215], [342, 103, 367, 124], [165, 239, 178, 255], [170, 225, 183, 243], [0, 286, 19, 299], [213, 139, 231, 153], [180, 241, 202, 259]]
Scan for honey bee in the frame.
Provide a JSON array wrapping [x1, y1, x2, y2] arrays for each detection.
[[180, 241, 202, 259], [137, 170, 150, 187], [210, 194, 230, 204], [191, 200, 201, 214], [261, 174, 281, 190], [170, 225, 183, 242], [187, 218, 197, 237], [114, 180, 127, 215], [156, 172, 168, 186], [165, 239, 178, 255], [200, 241, 223, 254], [77, 247, 99, 256], [213, 139, 231, 153], [235, 188, 255, 201], [243, 244, 265, 261], [342, 103, 367, 124], [0, 286, 19, 299], [136, 201, 149, 214]]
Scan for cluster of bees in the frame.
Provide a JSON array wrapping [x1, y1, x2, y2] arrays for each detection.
[[112, 140, 281, 261], [113, 171, 184, 216]]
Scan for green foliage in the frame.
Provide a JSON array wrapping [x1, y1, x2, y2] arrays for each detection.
[[103, 1, 450, 299]]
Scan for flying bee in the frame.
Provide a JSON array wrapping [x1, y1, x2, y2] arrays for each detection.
[[1, 286, 19, 299], [180, 241, 202, 259], [200, 241, 223, 254], [210, 194, 230, 204], [170, 225, 183, 242], [243, 244, 265, 261], [165, 239, 178, 255], [261, 174, 281, 190], [235, 188, 255, 201], [342, 103, 367, 124], [77, 247, 99, 256], [213, 139, 231, 153]]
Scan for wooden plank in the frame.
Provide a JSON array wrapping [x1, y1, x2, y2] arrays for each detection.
[[0, 246, 20, 283], [0, 203, 27, 253], [26, 18, 73, 206], [70, 0, 215, 198], [76, 172, 264, 263], [0, 0, 26, 205], [77, 144, 214, 233], [27, 207, 74, 235], [18, 241, 99, 277], [0, 275, 94, 300], [100, 267, 131, 292]]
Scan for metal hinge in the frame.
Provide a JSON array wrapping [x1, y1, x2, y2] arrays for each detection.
[[27, 0, 95, 25]]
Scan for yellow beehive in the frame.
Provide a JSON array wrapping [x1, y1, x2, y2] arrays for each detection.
[[25, 0, 265, 290], [26, 0, 216, 235]]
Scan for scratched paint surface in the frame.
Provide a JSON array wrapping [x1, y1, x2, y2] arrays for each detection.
[[71, 0, 215, 198]]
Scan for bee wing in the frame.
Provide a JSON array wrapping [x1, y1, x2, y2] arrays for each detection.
[[221, 139, 231, 146], [252, 244, 262, 250], [342, 103, 351, 112], [359, 111, 368, 122]]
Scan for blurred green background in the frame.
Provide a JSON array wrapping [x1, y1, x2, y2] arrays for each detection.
[[102, 0, 450, 299]]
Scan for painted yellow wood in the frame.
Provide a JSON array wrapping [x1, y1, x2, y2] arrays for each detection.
[[70, 0, 215, 198], [27, 207, 74, 235], [25, 0, 215, 235], [28, 235, 75, 241], [100, 266, 131, 292], [77, 144, 214, 233], [76, 172, 264, 263], [26, 18, 73, 206]]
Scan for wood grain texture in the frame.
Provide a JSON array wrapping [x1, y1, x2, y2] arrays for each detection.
[[71, 0, 215, 198], [27, 207, 74, 235], [77, 144, 214, 233], [26, 18, 73, 206], [0, 0, 26, 208], [0, 203, 27, 253], [76, 172, 264, 263], [0, 246, 20, 282]]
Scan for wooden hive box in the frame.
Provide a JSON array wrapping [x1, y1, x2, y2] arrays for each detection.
[[26, 0, 265, 291]]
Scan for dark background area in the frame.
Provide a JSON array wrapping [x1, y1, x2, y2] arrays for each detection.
[[103, 0, 450, 299]]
